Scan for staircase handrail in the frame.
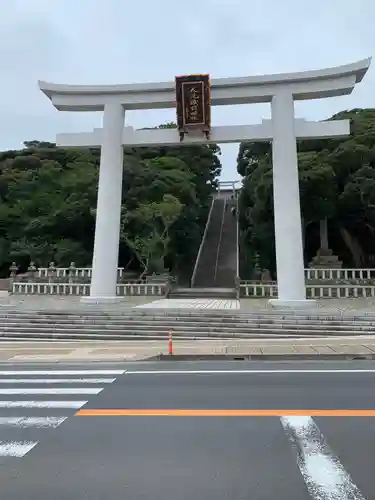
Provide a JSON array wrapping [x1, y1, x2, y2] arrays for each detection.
[[214, 198, 227, 283], [236, 193, 240, 280], [191, 196, 215, 287], [235, 193, 240, 299]]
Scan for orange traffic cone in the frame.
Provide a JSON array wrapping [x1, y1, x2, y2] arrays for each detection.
[[168, 331, 173, 356]]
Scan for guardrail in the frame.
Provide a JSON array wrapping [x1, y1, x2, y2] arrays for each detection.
[[235, 196, 240, 299], [235, 197, 239, 282], [190, 197, 215, 287], [11, 282, 167, 296]]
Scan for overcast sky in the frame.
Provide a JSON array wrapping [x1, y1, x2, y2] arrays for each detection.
[[0, 0, 374, 181]]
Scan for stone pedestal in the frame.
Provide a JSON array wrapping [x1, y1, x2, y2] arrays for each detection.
[[269, 298, 317, 309], [309, 248, 342, 269], [81, 296, 124, 304]]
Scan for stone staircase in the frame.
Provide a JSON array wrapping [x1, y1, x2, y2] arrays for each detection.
[[188, 195, 238, 299], [0, 308, 374, 341], [215, 198, 238, 288], [192, 198, 225, 288], [168, 288, 236, 299]]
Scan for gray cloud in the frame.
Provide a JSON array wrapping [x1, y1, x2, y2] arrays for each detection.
[[0, 0, 373, 180]]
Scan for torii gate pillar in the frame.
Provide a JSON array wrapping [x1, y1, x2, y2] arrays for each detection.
[[270, 91, 305, 304], [90, 103, 125, 300]]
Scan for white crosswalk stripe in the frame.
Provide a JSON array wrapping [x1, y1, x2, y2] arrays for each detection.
[[0, 441, 37, 457], [281, 416, 367, 500], [0, 388, 103, 394], [0, 378, 116, 384], [0, 370, 125, 375], [0, 417, 67, 428], [0, 401, 88, 408], [0, 367, 123, 458]]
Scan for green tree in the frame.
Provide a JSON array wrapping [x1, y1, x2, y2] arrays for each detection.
[[122, 194, 183, 276], [0, 133, 221, 280], [237, 108, 375, 276]]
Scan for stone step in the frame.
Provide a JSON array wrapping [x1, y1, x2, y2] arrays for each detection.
[[1, 315, 375, 329], [2, 307, 375, 320], [168, 290, 237, 299], [0, 330, 336, 341], [168, 294, 237, 299], [2, 314, 375, 325], [0, 324, 373, 338], [1, 318, 375, 332], [0, 331, 366, 342], [2, 309, 375, 322], [0, 331, 168, 341]]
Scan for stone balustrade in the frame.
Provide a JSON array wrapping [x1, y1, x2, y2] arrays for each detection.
[[36, 266, 128, 280], [11, 282, 167, 297], [11, 280, 375, 300], [38, 267, 93, 279], [305, 268, 375, 281], [7, 262, 169, 296], [16, 264, 375, 284], [240, 282, 375, 299], [6, 262, 375, 299]]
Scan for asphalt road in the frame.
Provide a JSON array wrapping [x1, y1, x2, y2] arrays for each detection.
[[0, 360, 374, 499]]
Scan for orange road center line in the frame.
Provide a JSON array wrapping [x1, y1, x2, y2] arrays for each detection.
[[75, 409, 375, 417]]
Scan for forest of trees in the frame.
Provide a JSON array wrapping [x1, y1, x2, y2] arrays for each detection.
[[237, 109, 375, 278], [1, 109, 374, 281], [0, 128, 221, 282]]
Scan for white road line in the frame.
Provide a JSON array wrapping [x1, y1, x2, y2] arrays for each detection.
[[125, 369, 375, 375], [0, 388, 103, 395], [0, 417, 67, 428], [0, 441, 37, 457], [0, 378, 116, 384], [0, 370, 125, 376], [281, 416, 366, 500], [0, 400, 88, 408]]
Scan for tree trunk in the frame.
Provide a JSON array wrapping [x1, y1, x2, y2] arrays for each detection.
[[320, 218, 329, 250], [301, 216, 305, 253], [123, 257, 134, 271], [339, 226, 365, 267], [301, 218, 313, 255]]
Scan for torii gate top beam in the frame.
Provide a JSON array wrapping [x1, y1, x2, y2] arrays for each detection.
[[39, 58, 371, 112]]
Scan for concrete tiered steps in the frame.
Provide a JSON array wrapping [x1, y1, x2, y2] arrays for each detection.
[[168, 288, 236, 299], [0, 308, 374, 341], [192, 198, 224, 288], [191, 196, 238, 290], [215, 198, 237, 288]]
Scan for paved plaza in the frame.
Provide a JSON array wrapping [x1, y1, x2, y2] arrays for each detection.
[[135, 298, 240, 309], [2, 294, 375, 314]]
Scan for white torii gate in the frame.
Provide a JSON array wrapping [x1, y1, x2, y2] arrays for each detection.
[[218, 180, 240, 197], [39, 58, 371, 308]]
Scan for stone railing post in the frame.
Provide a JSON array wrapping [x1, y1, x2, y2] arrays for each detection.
[[27, 261, 37, 282], [252, 253, 262, 281], [68, 262, 76, 283], [8, 262, 18, 293], [9, 262, 18, 280], [235, 275, 240, 300], [48, 261, 57, 284], [261, 269, 272, 283]]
